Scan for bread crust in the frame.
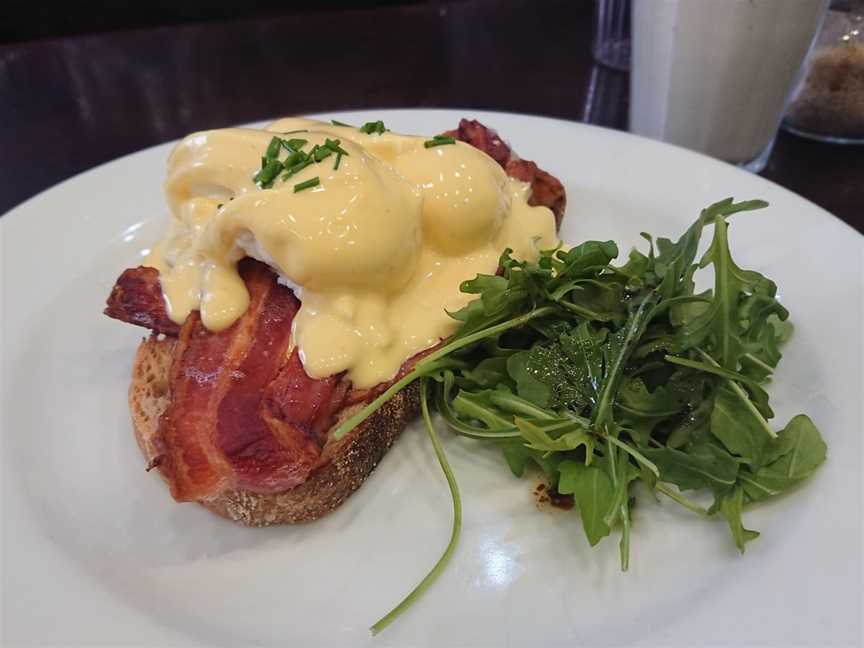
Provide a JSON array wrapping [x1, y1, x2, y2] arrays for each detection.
[[129, 335, 420, 526]]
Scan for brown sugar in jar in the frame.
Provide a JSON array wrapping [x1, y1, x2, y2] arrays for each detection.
[[784, 1, 864, 143]]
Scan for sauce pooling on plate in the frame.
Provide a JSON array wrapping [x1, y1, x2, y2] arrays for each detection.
[[147, 118, 557, 388]]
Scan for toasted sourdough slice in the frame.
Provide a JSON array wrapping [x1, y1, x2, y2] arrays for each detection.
[[130, 335, 420, 526]]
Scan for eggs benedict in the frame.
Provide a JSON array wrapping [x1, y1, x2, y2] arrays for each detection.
[[105, 117, 566, 524]]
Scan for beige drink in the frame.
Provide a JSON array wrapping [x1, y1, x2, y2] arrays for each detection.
[[630, 0, 828, 169]]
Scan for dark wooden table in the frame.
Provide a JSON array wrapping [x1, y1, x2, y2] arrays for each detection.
[[2, 0, 861, 230]]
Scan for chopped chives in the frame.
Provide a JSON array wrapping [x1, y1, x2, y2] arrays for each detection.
[[282, 157, 313, 179], [311, 144, 333, 162], [254, 158, 284, 188], [265, 136, 282, 159], [424, 136, 456, 148], [282, 138, 308, 154], [325, 138, 349, 156], [258, 130, 352, 188], [359, 120, 387, 135], [331, 119, 352, 127], [293, 176, 320, 193], [283, 150, 307, 168]]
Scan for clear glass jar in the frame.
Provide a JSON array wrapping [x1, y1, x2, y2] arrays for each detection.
[[592, 0, 632, 71], [783, 0, 864, 144]]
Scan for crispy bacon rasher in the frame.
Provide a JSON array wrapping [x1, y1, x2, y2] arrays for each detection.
[[143, 261, 348, 501], [104, 266, 180, 336]]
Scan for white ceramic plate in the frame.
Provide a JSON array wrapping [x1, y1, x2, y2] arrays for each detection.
[[2, 110, 862, 647]]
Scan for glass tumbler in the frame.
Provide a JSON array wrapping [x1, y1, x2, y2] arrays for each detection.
[[630, 0, 829, 173], [592, 0, 632, 71]]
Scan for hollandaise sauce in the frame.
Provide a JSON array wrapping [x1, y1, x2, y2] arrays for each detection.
[[146, 118, 557, 388]]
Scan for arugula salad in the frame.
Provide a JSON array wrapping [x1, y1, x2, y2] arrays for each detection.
[[334, 198, 827, 634]]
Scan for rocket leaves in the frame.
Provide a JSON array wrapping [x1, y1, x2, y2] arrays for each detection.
[[425, 197, 826, 563], [719, 486, 761, 553], [739, 415, 827, 502], [558, 460, 615, 546]]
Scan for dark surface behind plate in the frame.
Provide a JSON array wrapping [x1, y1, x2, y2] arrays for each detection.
[[1, 0, 862, 230]]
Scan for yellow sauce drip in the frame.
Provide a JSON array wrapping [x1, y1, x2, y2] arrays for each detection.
[[146, 118, 558, 388]]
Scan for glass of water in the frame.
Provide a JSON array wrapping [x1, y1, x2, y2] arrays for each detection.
[[592, 0, 632, 71]]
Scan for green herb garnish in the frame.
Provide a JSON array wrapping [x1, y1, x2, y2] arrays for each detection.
[[293, 176, 320, 193], [282, 150, 307, 168], [253, 158, 283, 188], [424, 135, 456, 148], [331, 119, 353, 127], [338, 198, 828, 633], [282, 138, 308, 154], [265, 136, 282, 159], [369, 380, 461, 635], [325, 138, 349, 156], [255, 133, 349, 188], [359, 120, 387, 135], [282, 157, 313, 180], [310, 144, 332, 162]]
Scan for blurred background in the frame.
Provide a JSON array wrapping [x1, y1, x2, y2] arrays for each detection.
[[1, 0, 861, 229], [1, 0, 424, 42]]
